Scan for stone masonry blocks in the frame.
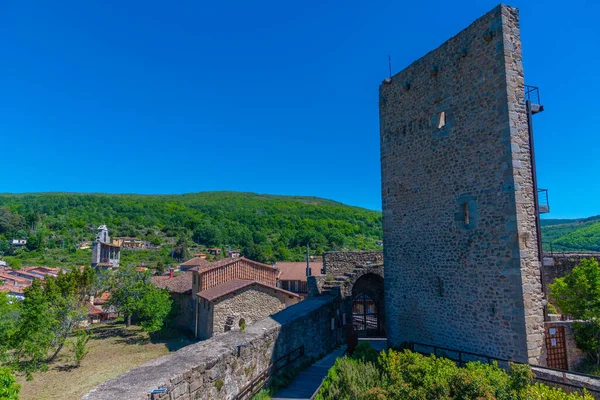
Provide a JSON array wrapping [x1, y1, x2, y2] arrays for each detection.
[[379, 4, 545, 364]]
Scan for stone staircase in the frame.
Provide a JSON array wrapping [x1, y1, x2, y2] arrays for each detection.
[[320, 266, 368, 295]]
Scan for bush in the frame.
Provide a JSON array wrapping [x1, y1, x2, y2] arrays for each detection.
[[316, 349, 585, 400], [352, 341, 379, 365], [314, 357, 381, 400], [0, 366, 20, 400], [528, 383, 594, 399]]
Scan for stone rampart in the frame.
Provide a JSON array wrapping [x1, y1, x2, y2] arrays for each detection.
[[322, 251, 383, 276], [82, 295, 342, 400], [543, 252, 600, 293]]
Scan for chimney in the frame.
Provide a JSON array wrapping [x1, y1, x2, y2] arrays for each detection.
[[169, 268, 174, 279], [90, 295, 95, 305]]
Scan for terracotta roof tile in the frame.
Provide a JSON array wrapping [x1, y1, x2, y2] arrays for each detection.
[[198, 257, 279, 275], [94, 291, 111, 305], [151, 272, 193, 294], [197, 279, 300, 302], [275, 262, 323, 281], [86, 302, 104, 315], [180, 257, 212, 268]]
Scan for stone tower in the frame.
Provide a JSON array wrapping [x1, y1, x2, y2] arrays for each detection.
[[379, 5, 545, 364]]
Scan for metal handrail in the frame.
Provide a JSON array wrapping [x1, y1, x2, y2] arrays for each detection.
[[409, 342, 600, 395], [234, 345, 305, 400]]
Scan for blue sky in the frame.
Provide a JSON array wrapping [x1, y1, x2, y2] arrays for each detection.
[[0, 1, 598, 219]]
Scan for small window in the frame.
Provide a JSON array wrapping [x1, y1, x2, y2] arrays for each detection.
[[463, 202, 469, 224], [438, 111, 446, 129]]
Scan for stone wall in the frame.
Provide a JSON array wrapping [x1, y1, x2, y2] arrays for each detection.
[[212, 286, 291, 335], [82, 295, 343, 400], [543, 252, 600, 294], [322, 251, 383, 276], [380, 5, 545, 364]]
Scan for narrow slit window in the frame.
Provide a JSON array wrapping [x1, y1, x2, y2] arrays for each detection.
[[438, 111, 446, 129], [463, 202, 469, 224]]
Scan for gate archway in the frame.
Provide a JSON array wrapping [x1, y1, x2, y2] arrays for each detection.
[[350, 272, 385, 337]]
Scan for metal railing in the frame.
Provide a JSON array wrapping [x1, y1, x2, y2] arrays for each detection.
[[538, 188, 550, 214], [408, 342, 600, 396], [525, 84, 541, 105], [234, 345, 305, 400]]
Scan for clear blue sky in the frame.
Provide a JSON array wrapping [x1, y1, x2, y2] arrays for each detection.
[[0, 1, 598, 219]]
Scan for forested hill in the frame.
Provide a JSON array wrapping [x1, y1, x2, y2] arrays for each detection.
[[0, 192, 382, 267], [541, 215, 600, 252]]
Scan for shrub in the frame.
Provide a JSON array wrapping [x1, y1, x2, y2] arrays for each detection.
[[528, 383, 594, 399], [315, 357, 381, 400], [215, 379, 224, 391], [352, 341, 379, 365], [0, 366, 20, 400], [316, 349, 585, 400]]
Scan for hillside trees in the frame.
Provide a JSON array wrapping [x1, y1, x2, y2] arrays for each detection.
[[0, 192, 383, 266]]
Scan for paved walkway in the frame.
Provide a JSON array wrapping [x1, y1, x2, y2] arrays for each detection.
[[271, 346, 347, 400], [272, 338, 387, 400]]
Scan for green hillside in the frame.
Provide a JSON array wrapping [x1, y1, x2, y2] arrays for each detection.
[[0, 192, 382, 268], [541, 215, 600, 252]]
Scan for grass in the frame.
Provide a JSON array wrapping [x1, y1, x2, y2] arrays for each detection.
[[17, 322, 194, 400]]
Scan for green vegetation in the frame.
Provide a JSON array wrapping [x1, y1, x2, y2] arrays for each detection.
[[0, 366, 20, 400], [0, 192, 382, 267], [316, 345, 593, 400], [542, 215, 600, 252], [550, 258, 600, 364], [107, 266, 172, 331]]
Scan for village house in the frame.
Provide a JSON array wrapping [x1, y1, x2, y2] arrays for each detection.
[[152, 270, 195, 330], [112, 237, 144, 248], [190, 257, 301, 340], [207, 248, 221, 256], [274, 261, 323, 295], [10, 239, 27, 248]]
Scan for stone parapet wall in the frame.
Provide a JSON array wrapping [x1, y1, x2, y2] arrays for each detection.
[[322, 251, 383, 276], [82, 296, 342, 400], [543, 253, 600, 293]]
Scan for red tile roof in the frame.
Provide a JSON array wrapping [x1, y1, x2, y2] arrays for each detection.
[[197, 279, 300, 302], [275, 262, 323, 281], [198, 257, 278, 275], [151, 272, 193, 294], [86, 302, 104, 315], [180, 257, 212, 268], [94, 291, 111, 305], [0, 283, 25, 295], [0, 272, 31, 286]]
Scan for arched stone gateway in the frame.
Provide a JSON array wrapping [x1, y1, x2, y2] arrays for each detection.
[[308, 252, 385, 337], [352, 273, 385, 337]]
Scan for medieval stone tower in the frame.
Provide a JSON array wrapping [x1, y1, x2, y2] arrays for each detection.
[[380, 5, 545, 364]]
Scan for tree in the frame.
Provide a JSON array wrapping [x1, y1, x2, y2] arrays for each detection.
[[0, 292, 18, 363], [550, 258, 600, 363], [10, 267, 94, 377], [0, 366, 20, 400], [108, 266, 172, 331]]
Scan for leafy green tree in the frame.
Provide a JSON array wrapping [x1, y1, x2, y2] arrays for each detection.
[[550, 258, 600, 363], [73, 329, 91, 365], [0, 366, 20, 400], [0, 293, 18, 362], [108, 266, 172, 331]]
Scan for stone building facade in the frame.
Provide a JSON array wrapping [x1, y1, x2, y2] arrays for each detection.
[[191, 257, 301, 339], [196, 281, 300, 340], [380, 5, 545, 364]]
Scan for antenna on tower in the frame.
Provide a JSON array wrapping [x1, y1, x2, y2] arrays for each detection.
[[388, 55, 392, 79]]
